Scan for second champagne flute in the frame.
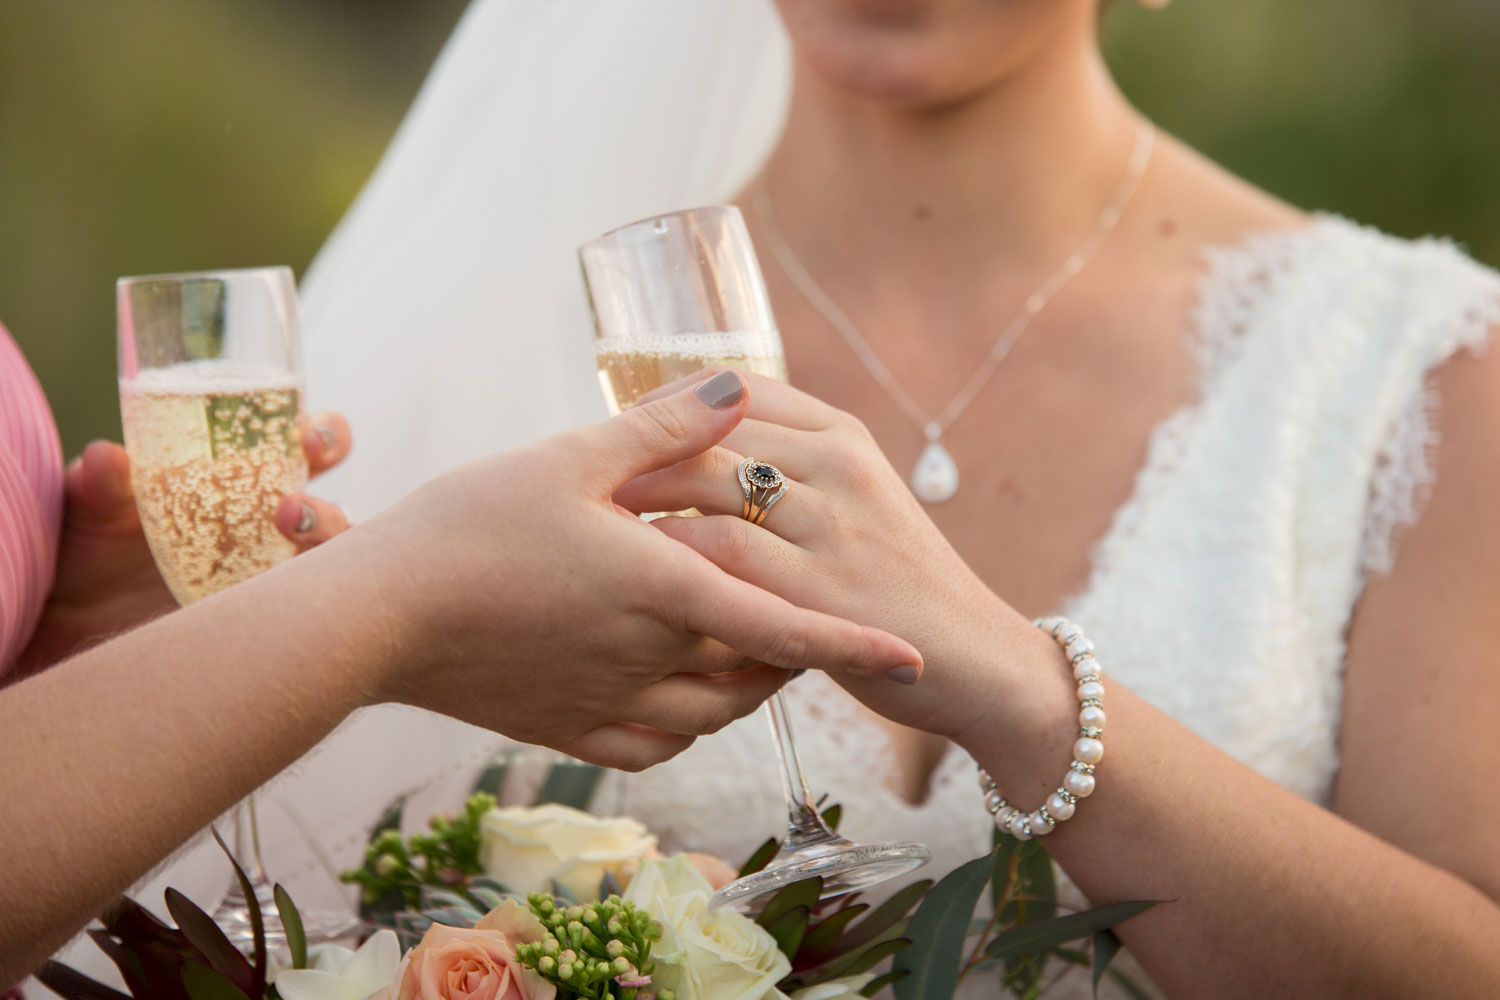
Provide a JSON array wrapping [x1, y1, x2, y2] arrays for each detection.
[[580, 207, 931, 911], [117, 267, 360, 947]]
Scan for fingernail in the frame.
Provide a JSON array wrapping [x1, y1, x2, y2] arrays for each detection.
[[886, 664, 921, 685], [693, 370, 745, 409], [787, 669, 807, 681], [315, 424, 337, 452], [295, 502, 316, 534]]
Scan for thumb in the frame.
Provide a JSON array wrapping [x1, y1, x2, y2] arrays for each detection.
[[64, 441, 135, 522], [591, 370, 749, 485]]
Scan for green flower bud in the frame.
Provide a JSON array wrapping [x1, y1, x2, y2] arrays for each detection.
[[559, 949, 577, 965], [658, 990, 676, 1000], [605, 939, 625, 959], [542, 937, 560, 957], [538, 956, 555, 974], [374, 853, 401, 877], [612, 957, 631, 976], [557, 963, 573, 981]]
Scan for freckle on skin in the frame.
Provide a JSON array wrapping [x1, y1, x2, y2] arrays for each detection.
[[1159, 217, 1178, 237], [913, 203, 931, 221]]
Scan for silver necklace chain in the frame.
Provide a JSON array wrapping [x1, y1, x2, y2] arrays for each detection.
[[754, 123, 1155, 502]]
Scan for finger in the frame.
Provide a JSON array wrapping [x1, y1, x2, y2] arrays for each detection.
[[620, 666, 790, 736], [674, 556, 922, 683], [637, 368, 848, 435], [616, 448, 828, 546], [633, 366, 733, 407], [557, 723, 696, 772], [583, 370, 750, 485], [300, 412, 352, 476], [274, 494, 352, 550], [654, 513, 807, 590], [64, 441, 135, 521]]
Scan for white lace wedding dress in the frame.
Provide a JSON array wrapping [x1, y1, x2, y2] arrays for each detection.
[[37, 2, 1500, 997]]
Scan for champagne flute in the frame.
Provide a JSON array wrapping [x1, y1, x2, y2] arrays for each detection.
[[117, 267, 359, 946], [580, 207, 931, 911]]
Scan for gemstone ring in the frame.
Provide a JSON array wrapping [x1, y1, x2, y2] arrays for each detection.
[[738, 457, 789, 526]]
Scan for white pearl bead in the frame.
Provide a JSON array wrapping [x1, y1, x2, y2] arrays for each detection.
[[1073, 658, 1099, 681], [984, 789, 1004, 812], [1074, 737, 1104, 764], [1063, 769, 1096, 797], [1066, 637, 1094, 660], [1047, 792, 1076, 820], [995, 805, 1017, 827], [1009, 813, 1033, 841], [1059, 623, 1084, 644], [1077, 680, 1105, 702], [1079, 706, 1107, 729], [1029, 810, 1053, 835]]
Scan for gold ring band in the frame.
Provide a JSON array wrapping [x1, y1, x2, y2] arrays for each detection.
[[738, 458, 788, 526]]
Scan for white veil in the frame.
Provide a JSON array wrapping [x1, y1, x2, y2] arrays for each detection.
[[41, 1, 790, 986]]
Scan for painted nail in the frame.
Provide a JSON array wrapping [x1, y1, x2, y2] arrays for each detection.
[[693, 370, 745, 409], [886, 664, 921, 685], [315, 424, 337, 453], [295, 502, 316, 534]]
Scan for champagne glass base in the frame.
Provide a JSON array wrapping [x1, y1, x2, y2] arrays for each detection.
[[711, 833, 931, 912], [212, 878, 361, 949]]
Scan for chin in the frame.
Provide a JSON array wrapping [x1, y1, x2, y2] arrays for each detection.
[[773, 0, 1086, 107]]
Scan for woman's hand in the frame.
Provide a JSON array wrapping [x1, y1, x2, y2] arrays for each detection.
[[13, 413, 354, 676], [614, 371, 1059, 752], [356, 371, 925, 771]]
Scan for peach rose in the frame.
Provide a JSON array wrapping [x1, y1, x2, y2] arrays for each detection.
[[395, 904, 555, 1000]]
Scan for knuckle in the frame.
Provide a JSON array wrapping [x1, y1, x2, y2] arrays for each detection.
[[765, 624, 813, 670], [708, 519, 755, 566], [632, 399, 692, 451]]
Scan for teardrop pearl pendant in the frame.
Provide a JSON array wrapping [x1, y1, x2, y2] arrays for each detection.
[[911, 423, 959, 504]]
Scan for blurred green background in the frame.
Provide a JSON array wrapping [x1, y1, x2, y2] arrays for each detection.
[[4, 0, 1498, 455]]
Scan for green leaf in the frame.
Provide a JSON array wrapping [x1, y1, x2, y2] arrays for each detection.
[[164, 888, 254, 994], [1092, 929, 1122, 997], [820, 803, 843, 831], [983, 900, 1159, 962], [756, 876, 822, 931], [737, 837, 779, 877], [837, 937, 911, 977], [1007, 841, 1057, 924], [1108, 968, 1156, 1000], [764, 906, 810, 958], [990, 827, 1020, 912], [472, 759, 510, 798], [34, 961, 135, 1000], [181, 962, 251, 1000], [533, 761, 603, 810], [798, 903, 868, 962], [892, 852, 994, 1000], [859, 970, 909, 997], [274, 885, 308, 970], [1053, 947, 1090, 966], [211, 827, 266, 997], [836, 879, 931, 956]]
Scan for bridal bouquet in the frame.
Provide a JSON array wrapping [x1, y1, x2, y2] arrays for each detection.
[[40, 761, 1155, 1000]]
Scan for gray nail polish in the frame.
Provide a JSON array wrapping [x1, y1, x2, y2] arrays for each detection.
[[693, 370, 745, 409], [886, 664, 921, 685], [295, 502, 316, 534]]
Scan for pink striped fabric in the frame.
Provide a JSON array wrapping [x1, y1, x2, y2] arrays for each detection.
[[0, 320, 63, 677]]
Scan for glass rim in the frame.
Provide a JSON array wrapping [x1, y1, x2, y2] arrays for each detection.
[[116, 265, 294, 288], [581, 204, 741, 248]]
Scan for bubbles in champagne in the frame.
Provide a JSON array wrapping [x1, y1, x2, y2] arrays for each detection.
[[594, 331, 787, 414], [120, 361, 306, 604]]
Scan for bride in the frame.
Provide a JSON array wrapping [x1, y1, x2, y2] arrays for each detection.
[[160, 0, 1498, 996]]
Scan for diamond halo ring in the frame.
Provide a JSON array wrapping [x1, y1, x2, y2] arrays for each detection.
[[738, 457, 789, 526]]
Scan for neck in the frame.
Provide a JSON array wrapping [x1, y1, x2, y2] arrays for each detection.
[[760, 23, 1140, 273]]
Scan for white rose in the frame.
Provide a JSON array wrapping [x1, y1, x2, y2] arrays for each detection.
[[624, 855, 792, 1000], [274, 929, 402, 1000], [788, 974, 877, 1000], [479, 803, 657, 900]]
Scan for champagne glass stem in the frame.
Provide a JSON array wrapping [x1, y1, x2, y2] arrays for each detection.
[[765, 692, 835, 844], [234, 796, 271, 885]]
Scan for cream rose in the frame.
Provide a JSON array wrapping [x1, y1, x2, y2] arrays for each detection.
[[787, 974, 877, 1000], [624, 855, 791, 1000], [395, 902, 554, 1000], [480, 804, 657, 900]]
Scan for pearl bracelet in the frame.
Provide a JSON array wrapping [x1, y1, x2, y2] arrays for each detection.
[[978, 616, 1104, 841]]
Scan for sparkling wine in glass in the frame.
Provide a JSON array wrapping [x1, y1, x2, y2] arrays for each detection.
[[580, 207, 931, 911], [117, 267, 359, 946]]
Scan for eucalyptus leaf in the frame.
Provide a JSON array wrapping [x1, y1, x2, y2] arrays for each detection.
[[274, 885, 308, 971], [983, 900, 1159, 962], [470, 886, 508, 910], [835, 878, 930, 957], [892, 853, 994, 1000], [835, 937, 911, 977], [534, 761, 603, 810], [472, 759, 511, 798], [34, 961, 135, 1000], [164, 888, 254, 993], [859, 970, 909, 997], [1054, 947, 1090, 966], [765, 906, 810, 958], [1108, 968, 1156, 1000], [1092, 929, 1123, 997], [181, 961, 251, 1000], [990, 827, 1020, 912], [599, 869, 623, 899], [799, 903, 868, 962], [756, 877, 822, 930], [738, 837, 779, 877], [820, 803, 843, 831]]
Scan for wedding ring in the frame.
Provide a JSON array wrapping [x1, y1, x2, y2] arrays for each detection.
[[738, 457, 788, 526]]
